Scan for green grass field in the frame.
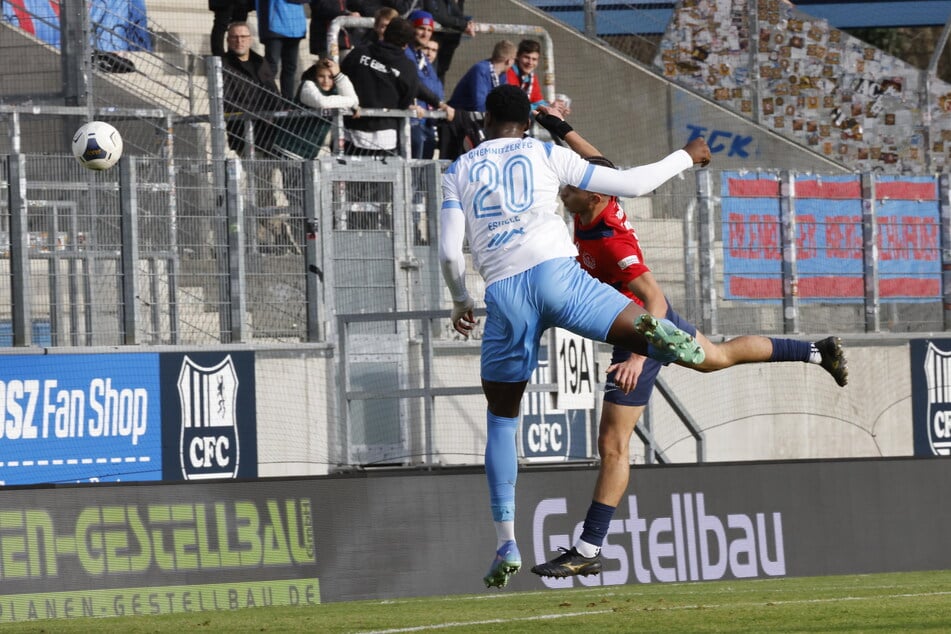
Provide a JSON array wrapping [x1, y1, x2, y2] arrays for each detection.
[[3, 570, 951, 633]]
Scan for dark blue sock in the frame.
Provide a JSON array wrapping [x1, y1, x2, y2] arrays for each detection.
[[579, 501, 616, 547], [769, 338, 811, 362]]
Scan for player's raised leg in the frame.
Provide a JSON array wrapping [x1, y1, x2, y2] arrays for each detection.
[[687, 329, 848, 386]]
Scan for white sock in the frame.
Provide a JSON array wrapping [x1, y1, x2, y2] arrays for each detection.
[[808, 343, 822, 364], [495, 520, 516, 549], [574, 539, 600, 558]]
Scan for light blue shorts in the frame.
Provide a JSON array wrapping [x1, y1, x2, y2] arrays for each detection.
[[481, 257, 630, 383]]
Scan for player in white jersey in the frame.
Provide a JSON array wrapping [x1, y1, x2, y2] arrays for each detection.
[[439, 84, 712, 589]]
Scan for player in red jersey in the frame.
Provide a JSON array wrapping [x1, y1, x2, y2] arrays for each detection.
[[529, 107, 849, 579]]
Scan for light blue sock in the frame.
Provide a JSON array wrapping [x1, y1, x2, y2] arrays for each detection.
[[485, 411, 519, 523]]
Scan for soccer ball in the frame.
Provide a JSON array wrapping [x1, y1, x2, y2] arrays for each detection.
[[71, 121, 123, 170]]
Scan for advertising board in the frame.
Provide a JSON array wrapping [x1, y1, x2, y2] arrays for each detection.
[[0, 351, 257, 485], [1, 457, 949, 621]]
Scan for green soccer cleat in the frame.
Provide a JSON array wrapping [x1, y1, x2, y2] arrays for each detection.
[[635, 314, 706, 365], [816, 336, 848, 387], [531, 547, 603, 578], [483, 540, 521, 589]]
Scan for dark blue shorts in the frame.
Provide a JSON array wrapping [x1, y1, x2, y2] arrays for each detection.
[[603, 305, 697, 406]]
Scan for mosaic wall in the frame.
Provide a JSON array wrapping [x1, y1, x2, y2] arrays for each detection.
[[655, 0, 951, 174]]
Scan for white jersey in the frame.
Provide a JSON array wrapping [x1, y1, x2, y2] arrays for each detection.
[[441, 137, 591, 286], [439, 137, 692, 300]]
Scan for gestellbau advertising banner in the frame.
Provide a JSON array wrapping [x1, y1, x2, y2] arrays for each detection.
[[0, 483, 317, 622], [0, 351, 256, 485]]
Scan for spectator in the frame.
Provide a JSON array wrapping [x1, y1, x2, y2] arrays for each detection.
[[406, 10, 444, 159], [358, 6, 399, 46], [221, 21, 283, 157], [341, 17, 449, 156], [422, 30, 440, 67], [339, 16, 419, 155], [309, 0, 364, 57], [221, 21, 289, 248], [274, 58, 359, 159], [209, 0, 252, 57], [422, 0, 475, 82], [504, 39, 548, 110], [440, 39, 515, 160], [349, 1, 415, 48], [257, 0, 308, 99], [447, 39, 514, 112]]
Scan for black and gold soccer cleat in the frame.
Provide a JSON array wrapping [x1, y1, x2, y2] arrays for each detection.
[[815, 336, 848, 387], [531, 547, 603, 578]]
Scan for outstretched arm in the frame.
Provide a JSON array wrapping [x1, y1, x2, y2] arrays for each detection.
[[438, 206, 476, 336], [535, 107, 712, 197]]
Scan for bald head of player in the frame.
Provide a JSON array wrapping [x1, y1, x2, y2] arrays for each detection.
[[484, 85, 532, 140]]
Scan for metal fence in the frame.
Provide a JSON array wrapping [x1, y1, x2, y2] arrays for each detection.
[[4, 155, 951, 347], [0, 152, 445, 346]]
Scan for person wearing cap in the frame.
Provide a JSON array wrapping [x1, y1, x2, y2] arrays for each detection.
[[406, 9, 445, 158]]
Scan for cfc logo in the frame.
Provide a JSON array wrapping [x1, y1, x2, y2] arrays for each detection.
[[177, 355, 240, 479], [527, 421, 563, 453], [925, 342, 951, 455]]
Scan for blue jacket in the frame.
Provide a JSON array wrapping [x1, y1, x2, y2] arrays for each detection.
[[256, 0, 307, 39], [405, 47, 444, 107], [447, 59, 499, 112]]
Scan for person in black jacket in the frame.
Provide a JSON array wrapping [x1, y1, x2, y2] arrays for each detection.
[[209, 0, 252, 57], [340, 16, 449, 156], [422, 0, 475, 82], [221, 21, 284, 157]]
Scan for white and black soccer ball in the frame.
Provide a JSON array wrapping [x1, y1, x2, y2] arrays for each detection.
[[71, 121, 123, 170]]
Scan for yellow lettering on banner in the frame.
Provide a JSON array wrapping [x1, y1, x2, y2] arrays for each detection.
[[0, 511, 28, 579], [100, 507, 131, 573], [216, 503, 242, 567], [263, 501, 291, 565], [234, 502, 262, 566], [170, 504, 198, 570], [126, 507, 151, 573], [75, 508, 105, 576], [147, 504, 176, 571], [194, 504, 221, 569], [0, 498, 318, 582], [27, 510, 59, 577]]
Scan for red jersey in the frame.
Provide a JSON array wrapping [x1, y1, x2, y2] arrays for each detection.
[[573, 198, 650, 306]]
